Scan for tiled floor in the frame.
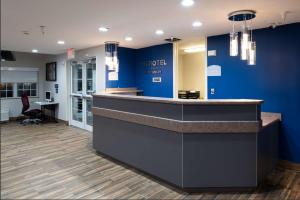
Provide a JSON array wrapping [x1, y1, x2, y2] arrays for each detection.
[[1, 122, 299, 199]]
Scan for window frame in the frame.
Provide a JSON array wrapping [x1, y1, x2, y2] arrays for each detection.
[[17, 82, 38, 98], [0, 82, 14, 99]]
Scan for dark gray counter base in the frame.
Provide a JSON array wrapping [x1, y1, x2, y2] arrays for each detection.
[[93, 116, 263, 189], [92, 95, 278, 191], [95, 150, 256, 193]]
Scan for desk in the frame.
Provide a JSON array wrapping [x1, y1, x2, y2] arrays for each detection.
[[92, 94, 280, 191], [35, 102, 59, 122]]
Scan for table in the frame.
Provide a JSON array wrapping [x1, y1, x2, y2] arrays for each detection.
[[35, 101, 59, 123]]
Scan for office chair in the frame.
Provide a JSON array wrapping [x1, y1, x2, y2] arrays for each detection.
[[20, 93, 42, 125]]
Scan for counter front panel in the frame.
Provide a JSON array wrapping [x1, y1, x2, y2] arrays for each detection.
[[94, 116, 183, 186], [93, 97, 182, 120], [92, 94, 278, 191], [182, 104, 260, 121]]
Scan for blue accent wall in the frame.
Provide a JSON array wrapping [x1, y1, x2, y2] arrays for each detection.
[[106, 43, 173, 98], [106, 47, 136, 88], [207, 23, 300, 163], [135, 43, 173, 98]]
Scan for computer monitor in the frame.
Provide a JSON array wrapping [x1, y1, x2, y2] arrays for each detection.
[[45, 91, 51, 102]]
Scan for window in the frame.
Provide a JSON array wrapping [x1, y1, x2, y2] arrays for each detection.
[[0, 83, 14, 98], [17, 83, 37, 97], [1, 67, 39, 99]]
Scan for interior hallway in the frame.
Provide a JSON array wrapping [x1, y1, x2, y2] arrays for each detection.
[[1, 122, 299, 199]]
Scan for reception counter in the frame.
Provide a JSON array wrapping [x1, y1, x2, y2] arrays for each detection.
[[92, 94, 280, 191]]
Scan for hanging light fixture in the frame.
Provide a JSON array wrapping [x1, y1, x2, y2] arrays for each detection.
[[241, 24, 250, 60], [105, 42, 119, 80], [228, 10, 257, 65], [247, 42, 256, 65], [229, 26, 239, 56], [247, 28, 256, 65], [229, 13, 239, 56], [105, 42, 119, 71]]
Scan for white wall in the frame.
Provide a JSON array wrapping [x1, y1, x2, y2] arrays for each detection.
[[1, 52, 55, 118], [43, 45, 106, 122], [43, 54, 68, 121], [73, 45, 106, 93], [1, 45, 106, 122]]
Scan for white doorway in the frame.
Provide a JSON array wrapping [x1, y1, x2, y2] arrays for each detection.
[[174, 37, 207, 99], [70, 58, 96, 131]]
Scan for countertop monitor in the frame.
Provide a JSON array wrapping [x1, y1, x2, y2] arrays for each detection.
[[45, 91, 51, 102]]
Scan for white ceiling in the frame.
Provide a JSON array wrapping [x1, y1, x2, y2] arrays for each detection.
[[1, 0, 300, 54]]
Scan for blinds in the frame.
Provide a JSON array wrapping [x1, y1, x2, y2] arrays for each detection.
[[1, 67, 39, 83]]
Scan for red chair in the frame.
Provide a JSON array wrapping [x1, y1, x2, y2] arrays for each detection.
[[21, 93, 42, 125]]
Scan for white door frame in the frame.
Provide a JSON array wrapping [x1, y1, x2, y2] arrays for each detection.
[[70, 58, 95, 132], [172, 37, 208, 99]]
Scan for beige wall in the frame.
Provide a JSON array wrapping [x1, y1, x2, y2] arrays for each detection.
[[178, 52, 206, 99], [175, 37, 207, 99]]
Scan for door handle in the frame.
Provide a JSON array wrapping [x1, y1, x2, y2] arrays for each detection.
[[82, 95, 93, 99], [71, 94, 83, 98]]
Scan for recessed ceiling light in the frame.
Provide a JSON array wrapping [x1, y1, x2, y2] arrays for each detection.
[[156, 30, 164, 35], [192, 21, 202, 27], [125, 37, 133, 41], [32, 49, 38, 53], [98, 27, 109, 32], [181, 0, 194, 7], [57, 40, 65, 45]]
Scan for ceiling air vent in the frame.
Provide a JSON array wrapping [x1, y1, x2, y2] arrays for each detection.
[[165, 37, 181, 43], [1, 51, 16, 61]]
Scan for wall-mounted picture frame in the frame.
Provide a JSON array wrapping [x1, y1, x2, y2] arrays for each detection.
[[46, 62, 57, 81]]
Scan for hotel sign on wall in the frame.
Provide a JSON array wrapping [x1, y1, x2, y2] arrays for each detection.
[[141, 59, 167, 83]]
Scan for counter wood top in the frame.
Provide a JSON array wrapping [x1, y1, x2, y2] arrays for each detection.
[[105, 90, 144, 94], [92, 107, 261, 133], [261, 112, 282, 128], [105, 88, 143, 94], [93, 93, 263, 105]]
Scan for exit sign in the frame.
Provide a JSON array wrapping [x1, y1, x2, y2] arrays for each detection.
[[67, 48, 75, 59]]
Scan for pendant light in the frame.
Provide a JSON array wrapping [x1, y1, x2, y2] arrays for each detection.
[[228, 10, 257, 65], [247, 28, 256, 65], [230, 23, 239, 56], [247, 42, 256, 65], [105, 42, 119, 81], [105, 42, 119, 72], [241, 24, 250, 60]]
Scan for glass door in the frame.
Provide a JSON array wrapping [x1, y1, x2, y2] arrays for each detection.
[[70, 58, 96, 131], [84, 59, 96, 131]]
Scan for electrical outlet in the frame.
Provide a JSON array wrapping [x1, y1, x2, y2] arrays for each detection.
[[210, 88, 215, 95]]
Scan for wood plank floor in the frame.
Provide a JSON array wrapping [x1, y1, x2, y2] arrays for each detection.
[[1, 122, 299, 199]]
